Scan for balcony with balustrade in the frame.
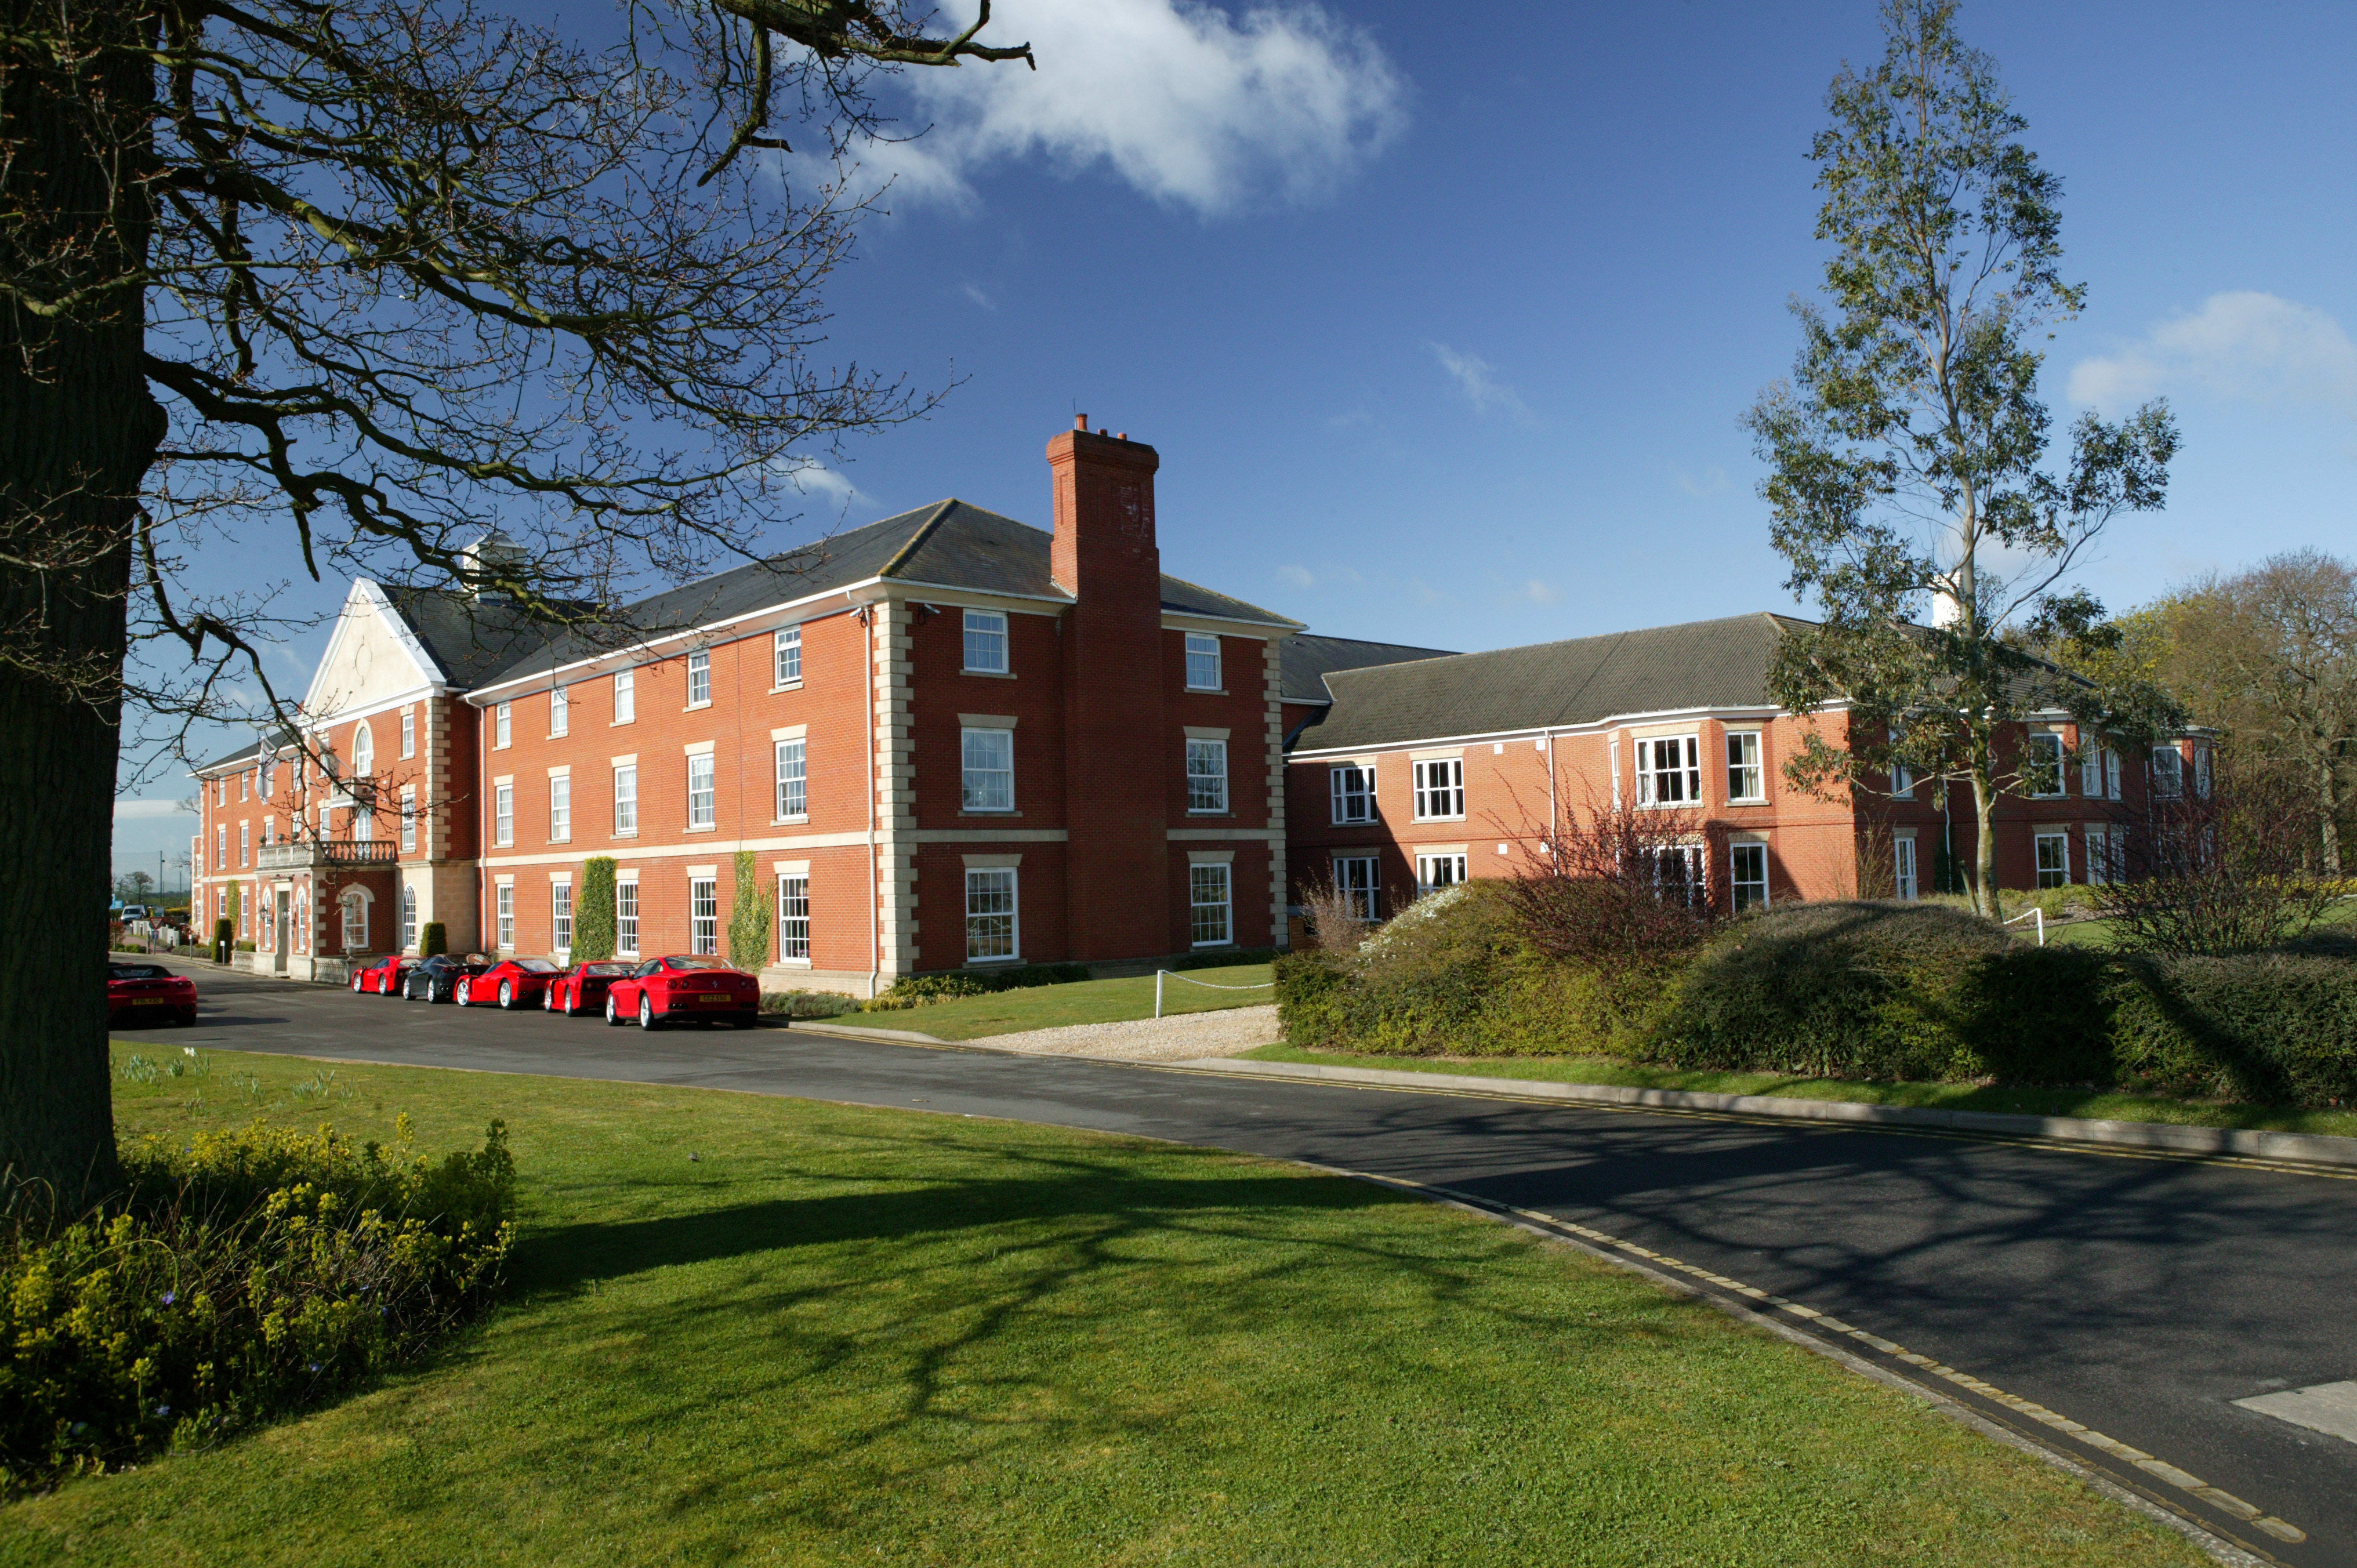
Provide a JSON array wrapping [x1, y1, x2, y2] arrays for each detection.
[[256, 839, 399, 872]]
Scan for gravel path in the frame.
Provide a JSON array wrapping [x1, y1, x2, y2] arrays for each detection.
[[971, 1004, 1281, 1063]]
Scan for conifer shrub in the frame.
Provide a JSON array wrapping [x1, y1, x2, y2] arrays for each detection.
[[570, 859, 616, 961]]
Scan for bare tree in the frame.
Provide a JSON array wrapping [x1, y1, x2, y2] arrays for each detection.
[[2095, 755, 2338, 954], [1497, 790, 1724, 975], [1, 0, 1032, 1206]]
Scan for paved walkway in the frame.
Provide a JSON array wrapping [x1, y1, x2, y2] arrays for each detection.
[[951, 1003, 1282, 1062]]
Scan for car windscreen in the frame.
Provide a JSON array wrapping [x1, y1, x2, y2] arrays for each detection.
[[109, 965, 170, 981], [582, 963, 632, 975], [663, 956, 732, 971], [514, 959, 560, 973]]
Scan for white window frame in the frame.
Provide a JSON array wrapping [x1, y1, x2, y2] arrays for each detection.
[[2035, 830, 2071, 889], [400, 885, 419, 950], [550, 685, 569, 737], [1183, 633, 1221, 691], [613, 667, 636, 724], [494, 784, 514, 847], [2194, 746, 2212, 799], [1415, 852, 1467, 895], [2024, 732, 2068, 797], [2152, 745, 2184, 798], [687, 648, 712, 707], [774, 626, 802, 687], [1647, 844, 1707, 908], [552, 880, 574, 954], [1329, 764, 1377, 825], [965, 866, 1018, 961], [401, 708, 415, 759], [1893, 837, 1920, 901], [240, 821, 249, 866], [549, 775, 571, 842], [341, 890, 369, 951], [351, 723, 373, 776], [494, 703, 512, 750], [1185, 739, 1228, 814], [963, 608, 1009, 674], [2104, 749, 2122, 801], [2085, 826, 2112, 887], [1189, 863, 1233, 948], [687, 753, 716, 829], [775, 738, 807, 820], [2080, 743, 2103, 798], [495, 883, 514, 950], [1730, 842, 1769, 913], [1725, 731, 1764, 804], [354, 799, 374, 844], [217, 825, 227, 872], [1412, 757, 1465, 822], [1634, 735, 1702, 808], [690, 877, 719, 954], [616, 881, 640, 956], [1333, 855, 1380, 921], [613, 764, 638, 836], [961, 727, 1014, 812], [778, 874, 811, 963]]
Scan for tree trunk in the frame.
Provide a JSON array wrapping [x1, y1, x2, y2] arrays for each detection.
[[1968, 738, 2003, 923], [0, 0, 165, 1211], [2320, 753, 2344, 877]]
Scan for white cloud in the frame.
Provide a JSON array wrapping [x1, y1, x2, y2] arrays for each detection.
[[1518, 578, 1560, 605], [1275, 564, 1317, 588], [1431, 343, 1531, 420], [775, 460, 859, 505], [959, 282, 996, 311], [114, 798, 195, 821], [1674, 464, 1729, 498], [2068, 292, 2357, 416], [846, 0, 1406, 217]]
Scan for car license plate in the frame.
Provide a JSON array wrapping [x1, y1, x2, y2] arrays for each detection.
[[132, 996, 171, 1006], [694, 994, 733, 1007]]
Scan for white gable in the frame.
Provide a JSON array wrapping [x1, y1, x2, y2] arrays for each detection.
[[302, 581, 448, 723]]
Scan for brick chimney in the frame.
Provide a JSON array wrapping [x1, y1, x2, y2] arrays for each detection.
[[1047, 419, 1170, 960]]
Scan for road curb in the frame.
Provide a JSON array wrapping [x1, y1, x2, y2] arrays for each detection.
[[784, 1019, 952, 1046], [1176, 1057, 2357, 1170]]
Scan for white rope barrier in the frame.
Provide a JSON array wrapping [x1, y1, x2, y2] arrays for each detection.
[[2001, 906, 2046, 946], [1155, 969, 1277, 1018]]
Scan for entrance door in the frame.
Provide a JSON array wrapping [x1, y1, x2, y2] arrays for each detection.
[[274, 890, 291, 971]]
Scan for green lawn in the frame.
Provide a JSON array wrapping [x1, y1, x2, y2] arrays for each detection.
[[1237, 1044, 2357, 1139], [860, 961, 1274, 1040], [0, 1046, 2205, 1568], [2037, 895, 2357, 949]]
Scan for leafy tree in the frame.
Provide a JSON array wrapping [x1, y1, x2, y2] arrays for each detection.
[[114, 872, 156, 904], [572, 858, 618, 963], [1745, 0, 2181, 920], [1, 0, 1031, 1204]]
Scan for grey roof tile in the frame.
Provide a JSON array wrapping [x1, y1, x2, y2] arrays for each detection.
[[1278, 633, 1460, 705]]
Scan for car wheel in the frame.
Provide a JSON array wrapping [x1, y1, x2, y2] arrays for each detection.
[[543, 986, 557, 1012], [351, 972, 365, 994], [431, 981, 448, 1004], [499, 981, 515, 1010], [455, 979, 472, 1006], [638, 993, 656, 1030], [605, 992, 626, 1027]]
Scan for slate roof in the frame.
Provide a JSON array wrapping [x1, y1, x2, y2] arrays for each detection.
[[1277, 633, 1460, 706], [452, 500, 1300, 689], [194, 739, 266, 774], [1292, 613, 1808, 753]]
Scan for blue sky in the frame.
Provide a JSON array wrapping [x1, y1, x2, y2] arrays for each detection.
[[113, 0, 2357, 876]]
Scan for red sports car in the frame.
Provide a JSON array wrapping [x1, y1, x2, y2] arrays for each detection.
[[350, 953, 416, 996], [544, 960, 635, 1017], [603, 955, 761, 1029], [108, 962, 198, 1028], [455, 956, 563, 1010]]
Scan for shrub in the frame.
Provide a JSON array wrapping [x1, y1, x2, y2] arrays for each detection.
[[760, 989, 858, 1019], [1277, 883, 1646, 1058], [419, 921, 448, 959], [1, 1118, 514, 1490], [860, 963, 1092, 1011], [211, 918, 232, 949], [224, 883, 240, 943], [2095, 759, 2340, 954], [2108, 953, 2357, 1105], [571, 860, 616, 962]]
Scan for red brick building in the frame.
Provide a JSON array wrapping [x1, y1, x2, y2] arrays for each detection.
[[1281, 613, 2209, 919], [193, 424, 2209, 988]]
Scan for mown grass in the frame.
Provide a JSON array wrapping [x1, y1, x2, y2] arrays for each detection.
[[858, 961, 1274, 1040], [0, 1045, 2206, 1567], [1236, 1044, 2357, 1138]]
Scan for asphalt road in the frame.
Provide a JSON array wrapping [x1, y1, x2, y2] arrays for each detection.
[[128, 958, 2357, 1567]]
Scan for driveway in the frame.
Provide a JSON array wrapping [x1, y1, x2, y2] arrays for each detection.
[[131, 958, 2357, 1567]]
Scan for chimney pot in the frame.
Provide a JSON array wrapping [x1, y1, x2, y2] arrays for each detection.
[[1074, 413, 1088, 431], [1116, 433, 1127, 441]]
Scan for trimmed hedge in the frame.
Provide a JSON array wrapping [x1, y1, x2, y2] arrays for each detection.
[[861, 963, 1093, 1011], [1277, 894, 2357, 1107]]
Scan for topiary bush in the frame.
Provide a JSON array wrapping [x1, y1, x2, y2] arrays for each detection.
[[727, 850, 772, 973], [418, 921, 448, 958], [1, 1117, 514, 1491], [570, 859, 616, 962]]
